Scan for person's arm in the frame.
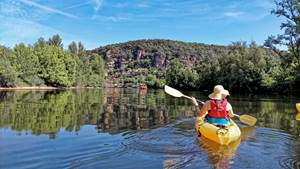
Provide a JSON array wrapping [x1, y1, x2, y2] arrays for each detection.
[[194, 100, 209, 129], [226, 102, 235, 117], [191, 97, 209, 118], [197, 101, 210, 118]]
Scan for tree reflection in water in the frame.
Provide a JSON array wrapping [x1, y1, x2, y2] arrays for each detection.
[[0, 88, 193, 138]]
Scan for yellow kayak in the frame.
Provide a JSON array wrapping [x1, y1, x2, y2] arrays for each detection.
[[195, 118, 241, 145], [296, 103, 300, 112]]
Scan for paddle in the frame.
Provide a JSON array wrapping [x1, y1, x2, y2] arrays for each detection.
[[296, 113, 300, 121], [295, 103, 300, 120], [164, 85, 257, 126], [164, 85, 204, 104], [233, 114, 257, 126]]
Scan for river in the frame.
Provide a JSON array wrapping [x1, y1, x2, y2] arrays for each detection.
[[0, 88, 299, 169]]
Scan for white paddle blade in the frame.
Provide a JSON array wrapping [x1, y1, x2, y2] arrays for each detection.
[[164, 85, 184, 97]]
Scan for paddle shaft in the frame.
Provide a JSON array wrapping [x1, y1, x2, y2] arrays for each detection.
[[182, 95, 205, 105]]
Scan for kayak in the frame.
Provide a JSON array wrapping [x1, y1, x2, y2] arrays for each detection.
[[297, 103, 300, 112], [195, 118, 241, 145]]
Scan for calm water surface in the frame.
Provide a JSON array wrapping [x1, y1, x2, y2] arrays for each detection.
[[0, 88, 300, 169]]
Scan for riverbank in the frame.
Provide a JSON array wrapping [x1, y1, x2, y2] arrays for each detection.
[[0, 86, 99, 91], [0, 86, 58, 90]]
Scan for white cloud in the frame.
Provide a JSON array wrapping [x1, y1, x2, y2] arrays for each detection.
[[0, 16, 80, 48], [224, 11, 244, 17], [20, 0, 78, 18], [63, 2, 91, 10], [92, 15, 129, 22], [0, 16, 63, 46], [92, 0, 103, 12], [0, 0, 81, 47]]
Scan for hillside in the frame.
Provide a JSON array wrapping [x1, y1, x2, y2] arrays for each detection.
[[91, 39, 230, 68], [90, 39, 226, 87], [90, 39, 277, 89]]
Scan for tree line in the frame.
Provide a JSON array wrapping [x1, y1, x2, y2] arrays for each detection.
[[166, 42, 284, 93], [0, 35, 105, 88]]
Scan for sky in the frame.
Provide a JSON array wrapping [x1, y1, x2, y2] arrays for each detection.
[[0, 0, 284, 49]]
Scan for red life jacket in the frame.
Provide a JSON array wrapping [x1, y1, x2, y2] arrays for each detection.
[[208, 99, 228, 118]]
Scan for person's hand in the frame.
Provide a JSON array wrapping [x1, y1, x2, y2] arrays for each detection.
[[195, 116, 203, 130], [191, 97, 198, 106]]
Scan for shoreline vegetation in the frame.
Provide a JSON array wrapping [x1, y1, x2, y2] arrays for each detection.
[[0, 86, 58, 90], [0, 86, 99, 90], [0, 35, 105, 89]]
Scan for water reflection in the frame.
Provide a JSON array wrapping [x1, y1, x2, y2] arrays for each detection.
[[232, 98, 299, 135], [0, 88, 194, 138], [196, 126, 255, 169], [0, 89, 298, 139], [240, 126, 256, 141], [199, 137, 240, 169], [0, 90, 298, 137]]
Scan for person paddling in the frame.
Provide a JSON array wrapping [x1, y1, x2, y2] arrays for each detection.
[[192, 85, 234, 127]]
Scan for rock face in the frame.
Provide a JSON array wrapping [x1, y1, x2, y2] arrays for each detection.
[[91, 39, 229, 68], [90, 39, 230, 87], [152, 51, 166, 69], [133, 48, 145, 61]]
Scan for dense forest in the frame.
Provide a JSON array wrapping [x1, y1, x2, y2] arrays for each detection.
[[0, 35, 105, 88]]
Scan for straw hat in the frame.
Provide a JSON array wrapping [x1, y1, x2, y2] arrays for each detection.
[[208, 85, 224, 100], [222, 89, 230, 96]]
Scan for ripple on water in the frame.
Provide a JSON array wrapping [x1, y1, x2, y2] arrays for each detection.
[[123, 127, 199, 155], [58, 133, 130, 169], [121, 119, 206, 168], [276, 136, 300, 169], [278, 156, 300, 169], [236, 127, 300, 169]]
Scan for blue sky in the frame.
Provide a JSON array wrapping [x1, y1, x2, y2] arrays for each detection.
[[0, 0, 283, 49]]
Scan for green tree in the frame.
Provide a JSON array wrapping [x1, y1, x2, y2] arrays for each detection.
[[63, 52, 77, 85], [217, 42, 270, 92], [0, 47, 17, 87], [88, 53, 105, 87], [78, 42, 86, 60], [13, 43, 41, 85], [48, 34, 63, 48], [265, 0, 300, 62], [166, 58, 197, 89], [34, 45, 71, 87], [166, 58, 184, 88], [68, 41, 78, 56], [35, 37, 47, 48], [264, 0, 300, 93], [72, 42, 90, 86]]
